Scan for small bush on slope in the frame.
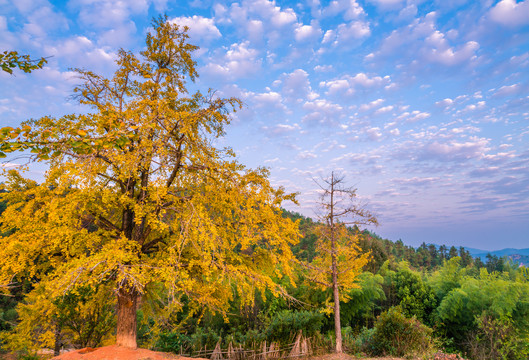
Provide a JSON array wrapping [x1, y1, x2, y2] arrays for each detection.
[[367, 306, 436, 358]]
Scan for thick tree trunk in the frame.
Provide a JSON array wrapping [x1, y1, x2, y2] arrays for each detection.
[[116, 287, 138, 348], [53, 324, 62, 356]]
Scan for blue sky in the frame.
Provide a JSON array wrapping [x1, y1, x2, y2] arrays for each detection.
[[1, 0, 528, 250]]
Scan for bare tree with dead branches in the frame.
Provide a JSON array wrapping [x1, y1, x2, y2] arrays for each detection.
[[309, 171, 378, 353]]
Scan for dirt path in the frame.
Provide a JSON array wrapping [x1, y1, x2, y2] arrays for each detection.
[[0, 346, 463, 360], [49, 347, 414, 360]]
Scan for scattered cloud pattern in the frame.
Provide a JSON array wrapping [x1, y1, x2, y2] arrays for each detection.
[[1, 0, 528, 250]]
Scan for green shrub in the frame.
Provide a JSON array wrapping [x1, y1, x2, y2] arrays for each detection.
[[18, 353, 39, 360], [368, 306, 436, 358], [264, 310, 324, 343], [155, 331, 191, 353], [348, 327, 376, 355], [189, 327, 221, 351], [467, 313, 529, 360]]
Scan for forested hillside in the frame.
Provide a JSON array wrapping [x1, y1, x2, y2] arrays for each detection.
[[287, 210, 507, 273], [1, 206, 527, 359]]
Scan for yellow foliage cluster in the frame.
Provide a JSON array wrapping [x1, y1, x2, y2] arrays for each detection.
[[308, 223, 370, 314], [0, 16, 299, 347]]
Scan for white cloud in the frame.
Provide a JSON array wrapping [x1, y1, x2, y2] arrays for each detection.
[[350, 72, 390, 87], [264, 157, 280, 164], [332, 152, 382, 165], [374, 105, 394, 115], [12, 0, 46, 14], [314, 64, 333, 72], [393, 177, 439, 186], [419, 138, 490, 161], [462, 101, 486, 112], [407, 111, 431, 122], [252, 91, 286, 111], [359, 98, 385, 111], [22, 4, 69, 39], [469, 166, 500, 178], [321, 79, 354, 97], [203, 41, 261, 80], [510, 52, 529, 67], [247, 19, 264, 42], [367, 0, 406, 10], [398, 4, 418, 20], [320, 73, 391, 97], [336, 21, 371, 41], [322, 29, 335, 44], [297, 150, 317, 160], [493, 84, 521, 97], [321, 20, 371, 46], [490, 0, 529, 27], [170, 15, 221, 42], [396, 110, 431, 122], [302, 99, 344, 124], [282, 69, 316, 101], [390, 128, 400, 136], [262, 123, 300, 136], [244, 0, 297, 28], [44, 36, 115, 71], [321, 0, 366, 20], [98, 22, 137, 47], [294, 22, 322, 42], [213, 3, 228, 17], [436, 98, 454, 108], [376, 12, 479, 67], [424, 31, 479, 66], [73, 0, 147, 28], [366, 127, 383, 140]]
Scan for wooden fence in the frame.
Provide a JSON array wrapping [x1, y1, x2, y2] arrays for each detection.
[[180, 333, 327, 359]]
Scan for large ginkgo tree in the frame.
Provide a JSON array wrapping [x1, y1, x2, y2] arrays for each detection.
[[0, 17, 298, 349]]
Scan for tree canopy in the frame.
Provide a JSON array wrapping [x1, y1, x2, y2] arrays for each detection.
[[0, 16, 298, 349]]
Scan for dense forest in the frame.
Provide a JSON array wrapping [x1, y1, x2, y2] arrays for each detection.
[[1, 207, 528, 360]]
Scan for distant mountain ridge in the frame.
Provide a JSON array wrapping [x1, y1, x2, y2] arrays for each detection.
[[466, 247, 529, 257], [465, 247, 529, 266], [424, 244, 529, 266]]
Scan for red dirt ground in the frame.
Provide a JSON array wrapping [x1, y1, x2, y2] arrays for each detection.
[[19, 346, 463, 360], [50, 346, 208, 360], [50, 350, 398, 360]]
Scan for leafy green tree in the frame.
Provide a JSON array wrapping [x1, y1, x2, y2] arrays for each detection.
[[340, 272, 385, 329], [439, 245, 447, 261], [428, 257, 466, 301], [436, 269, 529, 353], [357, 233, 388, 273], [474, 256, 485, 269], [380, 262, 436, 324], [459, 247, 473, 267], [486, 254, 505, 273], [0, 17, 298, 348], [428, 244, 439, 267], [417, 243, 432, 268]]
